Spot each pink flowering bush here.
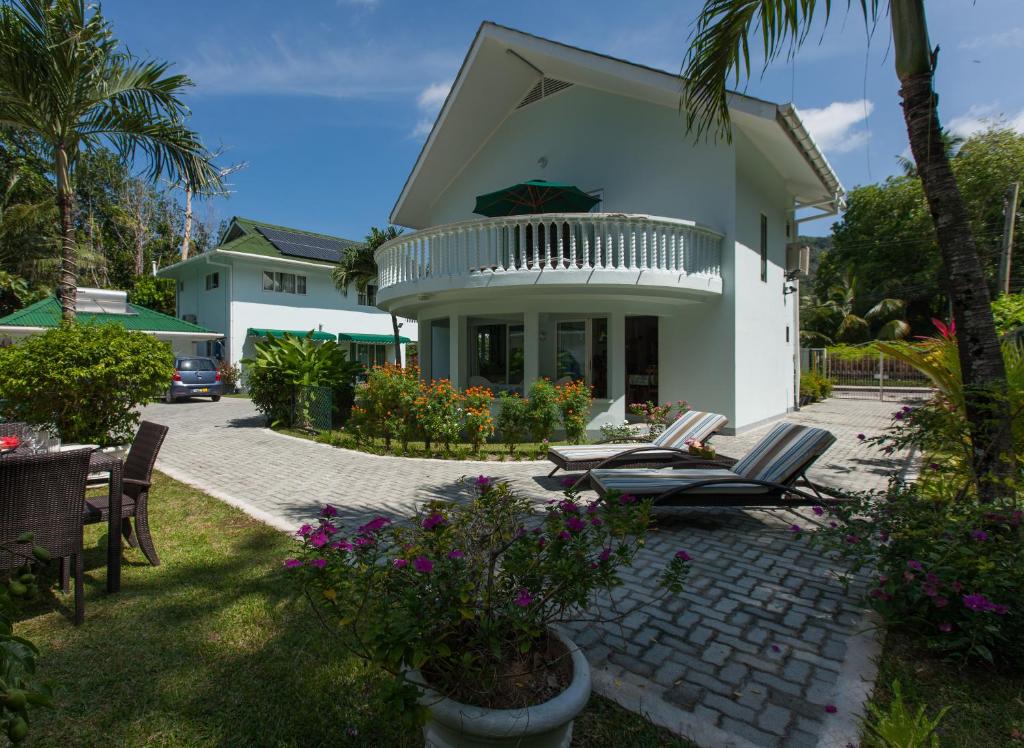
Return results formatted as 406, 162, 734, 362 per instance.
802, 482, 1023, 666
627, 400, 688, 439
286, 478, 690, 714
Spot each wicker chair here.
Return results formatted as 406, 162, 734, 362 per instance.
83, 421, 168, 566
0, 449, 93, 624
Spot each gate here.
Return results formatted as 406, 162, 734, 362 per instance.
803, 348, 933, 402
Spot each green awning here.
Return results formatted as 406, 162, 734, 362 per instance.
247, 328, 336, 341
338, 332, 411, 344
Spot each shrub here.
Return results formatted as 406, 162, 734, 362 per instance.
526, 379, 560, 442
627, 400, 688, 439
802, 484, 1024, 666
462, 386, 494, 453
287, 478, 690, 714
862, 680, 948, 748
799, 370, 834, 403
991, 292, 1024, 335
0, 322, 173, 445
217, 360, 241, 393
415, 379, 462, 452
555, 379, 592, 444
242, 333, 363, 430
356, 364, 420, 449
127, 275, 175, 316
599, 421, 637, 442
496, 392, 529, 454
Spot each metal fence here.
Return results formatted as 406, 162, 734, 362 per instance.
802, 348, 933, 402
294, 385, 333, 432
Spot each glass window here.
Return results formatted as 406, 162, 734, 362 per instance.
205, 272, 219, 290
556, 321, 587, 382
296, 275, 306, 294
262, 271, 274, 291
177, 358, 216, 371
354, 343, 386, 368
358, 285, 378, 306
760, 214, 768, 282
282, 273, 296, 294
590, 318, 608, 399
274, 272, 284, 292
474, 324, 507, 382
508, 325, 524, 385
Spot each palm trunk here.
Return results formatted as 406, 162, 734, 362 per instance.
892, 0, 1014, 496
391, 312, 402, 366
182, 187, 193, 261
55, 147, 77, 321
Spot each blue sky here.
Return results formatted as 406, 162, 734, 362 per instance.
102, 0, 1024, 239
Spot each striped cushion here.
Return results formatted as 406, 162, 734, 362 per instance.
731, 423, 836, 484
591, 467, 772, 496
549, 443, 654, 461
652, 411, 728, 448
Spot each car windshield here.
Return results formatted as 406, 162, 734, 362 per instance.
178, 359, 216, 371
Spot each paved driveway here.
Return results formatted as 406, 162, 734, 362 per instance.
142, 397, 912, 748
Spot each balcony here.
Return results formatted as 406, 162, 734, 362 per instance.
374, 213, 723, 310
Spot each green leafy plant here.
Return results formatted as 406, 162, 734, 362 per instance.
800, 370, 834, 404
1, 533, 56, 745
555, 379, 592, 444
495, 392, 529, 455
0, 271, 45, 318
526, 378, 560, 443
862, 680, 949, 748
0, 321, 173, 445
414, 379, 462, 453
216, 360, 241, 394
599, 421, 637, 442
992, 293, 1024, 336
461, 386, 494, 454
242, 333, 363, 430
287, 478, 690, 714
627, 400, 689, 439
126, 276, 175, 316
802, 484, 1023, 666
353, 364, 419, 450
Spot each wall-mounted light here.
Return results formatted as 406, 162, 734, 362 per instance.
783, 284, 798, 296
537, 156, 548, 169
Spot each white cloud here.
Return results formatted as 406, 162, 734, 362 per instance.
409, 79, 452, 138
799, 99, 875, 154
183, 34, 455, 100
948, 103, 1024, 138
959, 27, 1024, 50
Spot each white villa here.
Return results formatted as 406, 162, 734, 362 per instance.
159, 217, 417, 370
375, 23, 844, 434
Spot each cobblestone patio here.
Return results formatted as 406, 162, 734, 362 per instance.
143, 397, 913, 748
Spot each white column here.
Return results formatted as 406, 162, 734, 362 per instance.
607, 311, 626, 423
449, 314, 464, 389
523, 311, 540, 387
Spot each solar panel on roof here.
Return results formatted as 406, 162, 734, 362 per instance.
256, 226, 357, 263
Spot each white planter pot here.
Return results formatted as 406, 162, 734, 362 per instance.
411, 629, 591, 748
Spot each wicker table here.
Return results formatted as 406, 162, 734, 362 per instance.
87, 452, 123, 593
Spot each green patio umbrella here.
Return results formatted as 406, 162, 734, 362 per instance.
473, 179, 600, 217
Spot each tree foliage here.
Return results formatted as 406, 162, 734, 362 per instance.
817, 127, 1024, 334
0, 322, 174, 445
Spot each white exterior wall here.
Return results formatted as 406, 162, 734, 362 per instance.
164, 252, 418, 370
409, 83, 805, 431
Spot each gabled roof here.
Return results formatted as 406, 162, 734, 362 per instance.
390, 22, 845, 228
0, 296, 218, 335
216, 216, 360, 263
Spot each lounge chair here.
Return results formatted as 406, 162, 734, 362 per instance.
546, 410, 728, 476
588, 422, 837, 508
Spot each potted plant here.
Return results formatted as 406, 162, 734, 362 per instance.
287, 478, 690, 746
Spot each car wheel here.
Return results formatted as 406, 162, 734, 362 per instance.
211, 395, 221, 402
164, 392, 175, 404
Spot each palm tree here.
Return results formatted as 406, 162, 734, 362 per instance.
0, 0, 221, 320
333, 226, 405, 366
682, 0, 1013, 495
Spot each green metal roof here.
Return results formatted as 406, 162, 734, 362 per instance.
338, 332, 411, 344
216, 216, 359, 265
0, 296, 217, 334
247, 327, 336, 341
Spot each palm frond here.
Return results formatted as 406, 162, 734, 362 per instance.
682, 0, 882, 140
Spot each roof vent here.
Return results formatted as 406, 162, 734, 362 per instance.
76, 287, 131, 315
517, 77, 573, 109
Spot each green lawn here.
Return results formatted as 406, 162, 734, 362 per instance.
14, 473, 692, 747
869, 631, 1024, 747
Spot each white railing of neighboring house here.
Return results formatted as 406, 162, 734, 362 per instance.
375, 213, 723, 291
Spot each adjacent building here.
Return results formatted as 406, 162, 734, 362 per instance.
374, 22, 844, 433
158, 217, 416, 369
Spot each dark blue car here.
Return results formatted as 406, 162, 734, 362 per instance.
164, 356, 223, 403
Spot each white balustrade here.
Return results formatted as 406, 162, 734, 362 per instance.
375, 213, 722, 293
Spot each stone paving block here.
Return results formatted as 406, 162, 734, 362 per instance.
720, 717, 781, 747
145, 396, 911, 748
